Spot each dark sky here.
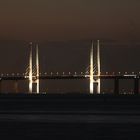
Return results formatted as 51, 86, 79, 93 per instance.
0, 0, 140, 41
0, 0, 140, 93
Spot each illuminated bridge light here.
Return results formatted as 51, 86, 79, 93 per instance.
112, 72, 115, 75
17, 73, 19, 76
132, 72, 135, 74
125, 72, 127, 74
63, 72, 65, 75
44, 72, 47, 75
69, 72, 71, 75
81, 72, 83, 75
118, 72, 121, 74
74, 72, 77, 75
105, 72, 108, 75
51, 72, 53, 75
56, 72, 59, 75
7, 74, 9, 76
85, 74, 89, 78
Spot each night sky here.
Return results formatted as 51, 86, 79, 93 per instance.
0, 0, 140, 93
0, 0, 140, 41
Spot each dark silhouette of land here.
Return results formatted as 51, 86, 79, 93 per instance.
0, 93, 140, 139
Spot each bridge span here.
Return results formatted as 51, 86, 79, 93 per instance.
0, 40, 139, 94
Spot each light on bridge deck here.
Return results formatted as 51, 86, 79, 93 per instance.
132, 72, 135, 74
105, 72, 108, 75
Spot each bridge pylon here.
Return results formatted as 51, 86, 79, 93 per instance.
29, 42, 33, 93
28, 43, 40, 93
90, 40, 101, 94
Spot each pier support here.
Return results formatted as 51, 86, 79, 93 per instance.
134, 78, 139, 94
114, 79, 119, 94
14, 80, 18, 93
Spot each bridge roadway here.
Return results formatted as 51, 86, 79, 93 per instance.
0, 94, 140, 139
0, 74, 139, 80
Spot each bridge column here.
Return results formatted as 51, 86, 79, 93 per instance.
29, 42, 33, 93
89, 40, 101, 94
36, 44, 40, 93
90, 40, 94, 94
114, 78, 119, 94
14, 80, 18, 93
97, 40, 101, 94
134, 78, 139, 94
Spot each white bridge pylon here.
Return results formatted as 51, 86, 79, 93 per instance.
29, 43, 40, 93
90, 40, 101, 94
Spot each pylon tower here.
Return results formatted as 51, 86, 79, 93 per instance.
29, 42, 33, 93
90, 40, 101, 94
29, 43, 40, 93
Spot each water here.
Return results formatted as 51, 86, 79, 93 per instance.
0, 93, 140, 139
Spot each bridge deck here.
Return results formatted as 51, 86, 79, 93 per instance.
0, 75, 139, 80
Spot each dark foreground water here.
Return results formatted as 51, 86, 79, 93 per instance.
0, 93, 140, 139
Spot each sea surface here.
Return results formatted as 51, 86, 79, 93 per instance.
0, 93, 140, 139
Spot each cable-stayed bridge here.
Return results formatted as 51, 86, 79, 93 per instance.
0, 40, 139, 94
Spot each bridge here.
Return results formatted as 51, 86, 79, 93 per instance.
0, 41, 139, 94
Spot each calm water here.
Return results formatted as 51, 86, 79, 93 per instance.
0, 94, 140, 139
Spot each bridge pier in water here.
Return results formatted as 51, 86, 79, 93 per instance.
134, 78, 139, 94
14, 80, 18, 93
113, 78, 139, 95
114, 79, 119, 94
